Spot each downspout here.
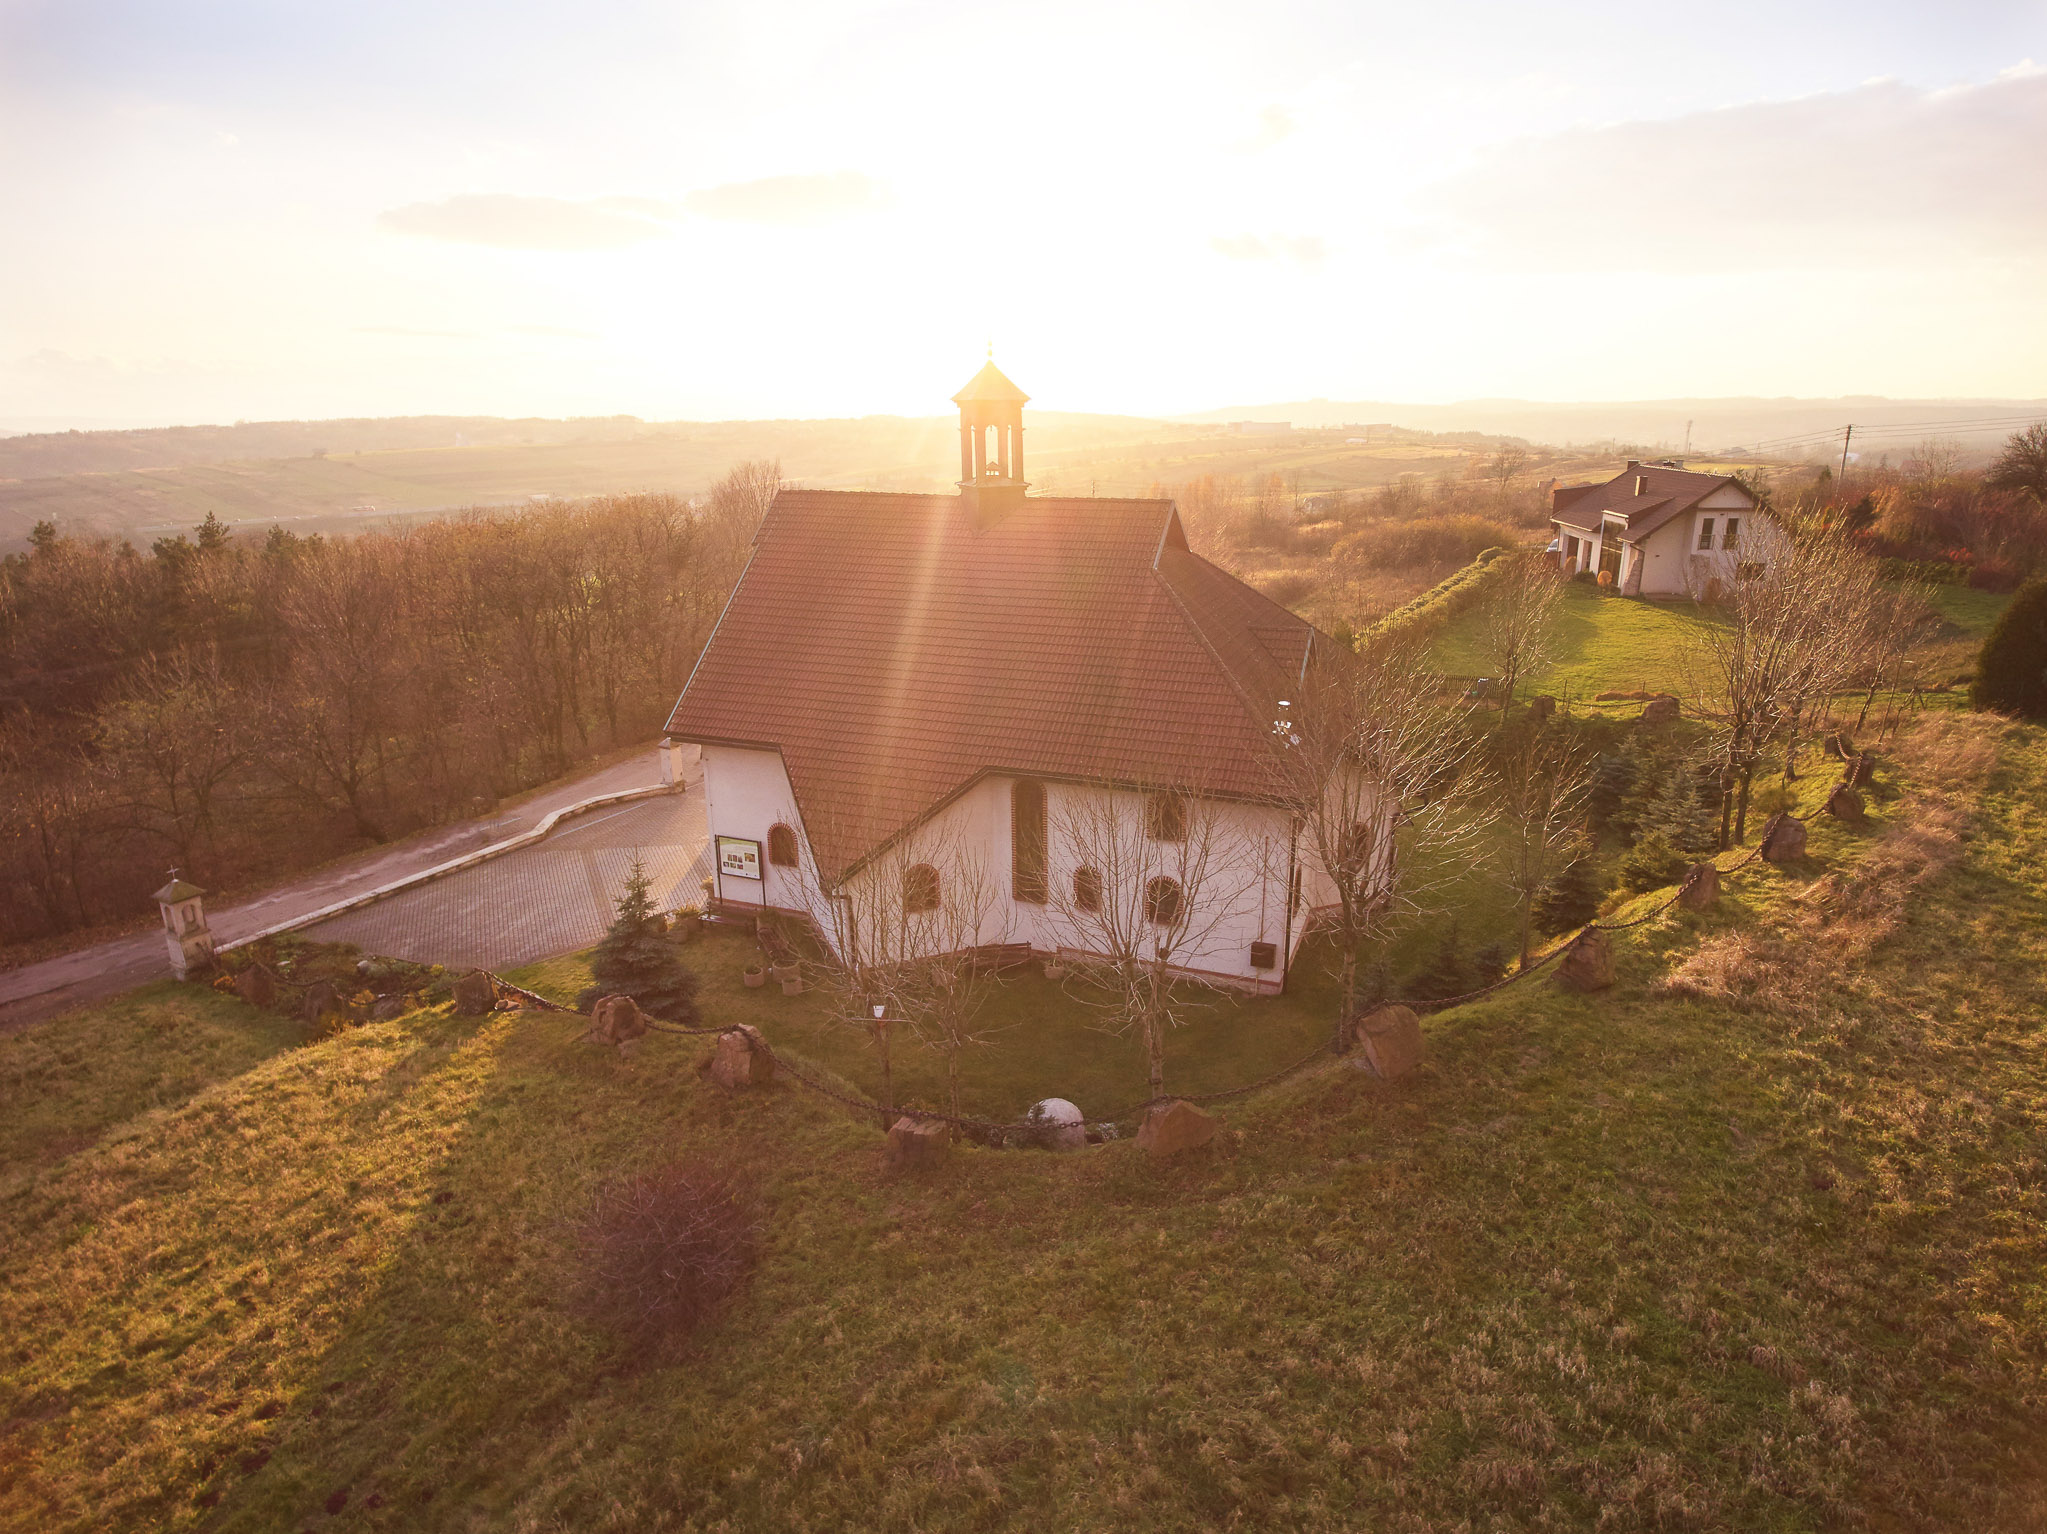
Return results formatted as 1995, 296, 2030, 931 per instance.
1279, 818, 1299, 993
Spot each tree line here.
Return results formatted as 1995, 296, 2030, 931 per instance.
0, 464, 780, 945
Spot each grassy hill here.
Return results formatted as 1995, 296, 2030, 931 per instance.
3, 717, 2043, 1531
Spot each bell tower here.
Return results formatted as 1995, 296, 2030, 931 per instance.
953, 351, 1028, 525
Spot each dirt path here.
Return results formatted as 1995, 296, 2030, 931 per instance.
0, 746, 701, 1030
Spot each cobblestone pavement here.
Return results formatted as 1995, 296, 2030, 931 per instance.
300, 791, 710, 971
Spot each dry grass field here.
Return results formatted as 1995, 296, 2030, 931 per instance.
3, 715, 2043, 1531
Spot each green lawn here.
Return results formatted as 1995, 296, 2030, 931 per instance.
1434, 580, 2007, 712
510, 932, 1348, 1125
1433, 583, 1720, 711
0, 983, 301, 1192
4, 720, 2044, 1531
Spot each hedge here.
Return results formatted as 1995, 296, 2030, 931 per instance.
1360, 546, 1515, 649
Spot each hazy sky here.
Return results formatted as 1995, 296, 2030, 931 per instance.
3, 0, 2045, 426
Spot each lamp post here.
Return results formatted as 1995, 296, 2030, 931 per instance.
870, 1001, 894, 1130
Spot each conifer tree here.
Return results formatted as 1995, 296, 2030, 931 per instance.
584, 855, 701, 1023
1972, 579, 2047, 720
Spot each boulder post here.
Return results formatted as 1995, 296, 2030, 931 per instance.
1825, 784, 1866, 822
709, 1025, 775, 1089
1025, 1098, 1086, 1150
1556, 927, 1616, 992
234, 963, 278, 1009
887, 1116, 950, 1169
583, 994, 649, 1052
1761, 813, 1808, 862
1354, 1004, 1425, 1080
1639, 694, 1680, 724
1678, 862, 1719, 912
452, 969, 497, 1015
1136, 1099, 1217, 1156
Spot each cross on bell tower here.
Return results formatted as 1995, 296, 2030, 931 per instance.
953, 349, 1028, 526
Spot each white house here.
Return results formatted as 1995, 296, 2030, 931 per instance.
663, 360, 1360, 993
1550, 460, 1779, 597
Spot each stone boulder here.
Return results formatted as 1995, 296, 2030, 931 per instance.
886, 1116, 950, 1169
584, 993, 648, 1048
1824, 730, 1856, 760
709, 1026, 775, 1089
1556, 928, 1616, 992
301, 981, 340, 1026
1825, 784, 1866, 823
1528, 694, 1557, 722
1678, 862, 1720, 912
1136, 1099, 1217, 1156
1354, 1004, 1425, 1081
452, 969, 496, 1016
1639, 693, 1680, 724
1761, 813, 1808, 862
235, 964, 278, 1009
1025, 1097, 1087, 1151
371, 993, 410, 1022
1849, 752, 1878, 787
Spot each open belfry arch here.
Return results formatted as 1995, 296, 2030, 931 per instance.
665, 357, 1374, 993
953, 351, 1029, 524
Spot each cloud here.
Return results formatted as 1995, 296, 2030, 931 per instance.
682, 171, 888, 224
377, 194, 674, 250
1418, 69, 2047, 272
1210, 233, 1326, 270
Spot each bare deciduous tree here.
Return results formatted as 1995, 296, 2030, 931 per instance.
1478, 552, 1564, 709
1267, 636, 1492, 1046
1685, 523, 1895, 843
1046, 781, 1260, 1102
1494, 719, 1596, 969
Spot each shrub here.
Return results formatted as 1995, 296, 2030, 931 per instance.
1333, 514, 1517, 571
1257, 571, 1320, 608
572, 1161, 761, 1361
1971, 578, 2047, 720
1750, 784, 1797, 817
1618, 833, 1687, 893
1534, 845, 1605, 933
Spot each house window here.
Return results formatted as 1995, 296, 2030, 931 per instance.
767, 823, 799, 868
1145, 792, 1187, 842
1722, 517, 1741, 551
1073, 865, 1103, 913
1011, 778, 1047, 903
1249, 940, 1277, 970
1697, 518, 1715, 551
1145, 875, 1183, 926
903, 863, 940, 914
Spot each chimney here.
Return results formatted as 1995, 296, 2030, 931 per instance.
1634, 475, 1646, 496
1624, 460, 1641, 472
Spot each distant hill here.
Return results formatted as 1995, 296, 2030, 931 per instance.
1177, 396, 2047, 458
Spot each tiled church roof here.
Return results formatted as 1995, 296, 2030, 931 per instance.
665, 490, 1327, 881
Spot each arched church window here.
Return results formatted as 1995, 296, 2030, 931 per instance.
904, 863, 940, 915
767, 824, 799, 868
1012, 779, 1047, 903
1073, 865, 1103, 913
1145, 876, 1183, 927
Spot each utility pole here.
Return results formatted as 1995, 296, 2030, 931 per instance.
1838, 424, 1854, 483
1683, 419, 1693, 457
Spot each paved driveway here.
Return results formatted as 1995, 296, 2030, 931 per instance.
300, 792, 710, 971
0, 746, 701, 1028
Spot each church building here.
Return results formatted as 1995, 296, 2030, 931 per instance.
664, 360, 1358, 992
